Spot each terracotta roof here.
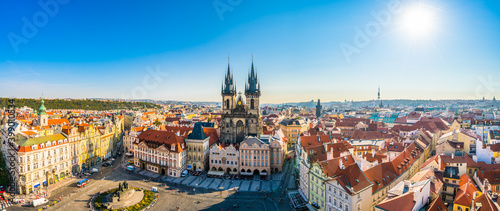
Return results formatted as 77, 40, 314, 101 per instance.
137, 130, 186, 153
426, 196, 446, 211
390, 125, 420, 133
318, 155, 355, 177
474, 193, 499, 211
47, 118, 69, 126
375, 192, 416, 211
386, 142, 406, 152
333, 163, 373, 195
300, 134, 331, 148
325, 142, 350, 158
420, 154, 441, 170
351, 130, 387, 140
454, 174, 479, 207
477, 169, 500, 185
305, 145, 328, 164
364, 163, 398, 193
394, 116, 407, 124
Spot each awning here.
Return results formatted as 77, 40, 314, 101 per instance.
240, 172, 252, 175
207, 170, 224, 176
34, 183, 40, 188
187, 165, 192, 170
229, 171, 238, 175
43, 181, 48, 185
125, 152, 133, 156
196, 168, 203, 172
260, 172, 268, 175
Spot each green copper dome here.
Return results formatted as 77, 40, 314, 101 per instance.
38, 98, 47, 115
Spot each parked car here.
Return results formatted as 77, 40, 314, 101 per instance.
102, 162, 110, 167
181, 170, 188, 177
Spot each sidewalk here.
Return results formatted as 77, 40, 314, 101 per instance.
46, 176, 78, 197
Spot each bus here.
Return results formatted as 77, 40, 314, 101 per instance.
77, 178, 89, 187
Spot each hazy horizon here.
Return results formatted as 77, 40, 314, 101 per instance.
2, 0, 499, 103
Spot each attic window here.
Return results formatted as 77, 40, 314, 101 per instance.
355, 179, 359, 183
383, 178, 385, 181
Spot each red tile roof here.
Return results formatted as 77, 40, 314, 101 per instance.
300, 135, 331, 148
454, 174, 479, 207
333, 163, 373, 195
426, 196, 446, 211
137, 130, 186, 153
474, 193, 499, 211
375, 192, 416, 211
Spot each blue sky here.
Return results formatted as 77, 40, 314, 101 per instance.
1, 0, 499, 103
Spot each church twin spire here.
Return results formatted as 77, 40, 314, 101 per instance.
222, 56, 260, 96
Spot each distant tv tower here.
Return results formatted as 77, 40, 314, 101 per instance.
378, 86, 383, 108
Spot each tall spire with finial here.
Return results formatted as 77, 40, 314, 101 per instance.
245, 55, 260, 96
222, 57, 235, 95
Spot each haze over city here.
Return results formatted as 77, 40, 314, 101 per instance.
1, 0, 500, 103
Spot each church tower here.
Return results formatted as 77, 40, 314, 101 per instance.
245, 58, 262, 137
245, 59, 260, 115
220, 57, 263, 144
316, 99, 322, 118
221, 62, 236, 114
38, 95, 48, 127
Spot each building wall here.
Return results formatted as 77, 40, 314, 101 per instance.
239, 144, 270, 175
309, 163, 326, 211
186, 137, 210, 171
209, 144, 239, 173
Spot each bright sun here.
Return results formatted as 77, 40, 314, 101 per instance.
401, 4, 436, 37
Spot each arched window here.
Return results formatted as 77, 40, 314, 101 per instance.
251, 99, 255, 109
226, 99, 230, 109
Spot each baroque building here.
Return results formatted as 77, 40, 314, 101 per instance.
220, 60, 262, 144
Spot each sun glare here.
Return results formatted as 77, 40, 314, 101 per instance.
401, 4, 436, 38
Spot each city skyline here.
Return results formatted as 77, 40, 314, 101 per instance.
1, 0, 500, 103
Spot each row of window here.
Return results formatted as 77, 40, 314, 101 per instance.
241, 161, 268, 167
210, 160, 238, 165
242, 155, 268, 159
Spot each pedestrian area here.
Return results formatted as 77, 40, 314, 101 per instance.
128, 164, 285, 193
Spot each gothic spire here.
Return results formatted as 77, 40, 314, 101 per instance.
222, 60, 235, 95
245, 56, 260, 96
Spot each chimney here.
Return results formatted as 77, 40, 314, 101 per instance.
451, 153, 454, 159
339, 159, 345, 170
372, 148, 375, 158
403, 180, 410, 194
484, 179, 490, 193
473, 191, 477, 200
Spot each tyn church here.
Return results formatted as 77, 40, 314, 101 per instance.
220, 60, 262, 144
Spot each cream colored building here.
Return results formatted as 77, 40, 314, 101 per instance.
5, 133, 71, 194
239, 136, 270, 176
209, 143, 240, 175
134, 130, 187, 177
